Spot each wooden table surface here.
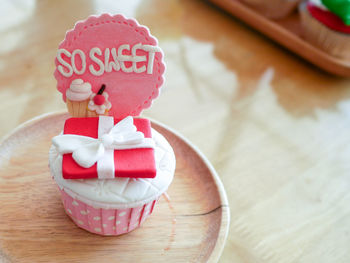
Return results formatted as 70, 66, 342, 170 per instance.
1, 0, 350, 262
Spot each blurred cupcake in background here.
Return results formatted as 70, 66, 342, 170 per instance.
241, 0, 302, 19
299, 0, 350, 60
66, 79, 92, 117
87, 84, 112, 117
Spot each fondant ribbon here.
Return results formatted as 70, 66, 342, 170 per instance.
52, 116, 155, 179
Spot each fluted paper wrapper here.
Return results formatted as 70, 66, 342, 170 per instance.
60, 188, 158, 236
66, 99, 89, 117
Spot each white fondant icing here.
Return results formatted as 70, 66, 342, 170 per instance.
118, 44, 134, 73
57, 49, 73, 77
97, 116, 115, 179
104, 48, 120, 72
49, 129, 175, 209
89, 47, 104, 76
66, 79, 92, 101
71, 49, 86, 75
132, 43, 147, 73
142, 45, 161, 74
56, 44, 161, 77
70, 79, 91, 92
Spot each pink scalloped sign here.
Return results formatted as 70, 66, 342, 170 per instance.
54, 14, 165, 118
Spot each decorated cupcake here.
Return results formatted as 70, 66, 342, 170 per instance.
241, 0, 302, 19
49, 118, 175, 235
87, 84, 112, 117
66, 79, 92, 117
50, 14, 171, 236
299, 0, 350, 60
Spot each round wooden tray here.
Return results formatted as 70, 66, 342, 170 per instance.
0, 112, 229, 263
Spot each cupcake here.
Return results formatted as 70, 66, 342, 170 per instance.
299, 0, 350, 60
87, 84, 112, 117
49, 126, 175, 236
241, 0, 302, 19
66, 79, 92, 117
52, 14, 168, 236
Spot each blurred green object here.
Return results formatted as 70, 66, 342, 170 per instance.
321, 0, 350, 25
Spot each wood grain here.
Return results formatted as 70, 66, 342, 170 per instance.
0, 112, 229, 263
209, 0, 350, 77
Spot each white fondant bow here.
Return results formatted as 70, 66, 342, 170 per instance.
52, 116, 155, 169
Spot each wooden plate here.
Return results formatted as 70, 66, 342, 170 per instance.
0, 112, 229, 263
209, 0, 350, 77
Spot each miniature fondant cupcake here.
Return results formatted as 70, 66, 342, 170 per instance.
299, 0, 350, 60
66, 79, 92, 117
51, 14, 168, 236
87, 84, 112, 117
241, 0, 302, 19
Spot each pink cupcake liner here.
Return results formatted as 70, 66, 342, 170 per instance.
59, 188, 157, 236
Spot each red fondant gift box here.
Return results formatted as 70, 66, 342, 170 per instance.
59, 116, 156, 180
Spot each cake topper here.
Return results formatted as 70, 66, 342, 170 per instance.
54, 14, 165, 118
